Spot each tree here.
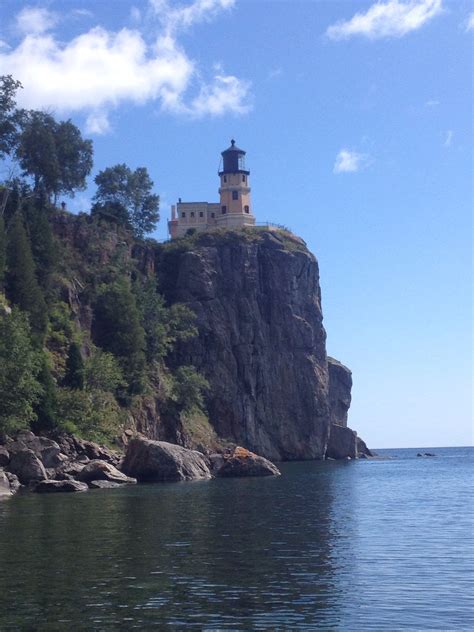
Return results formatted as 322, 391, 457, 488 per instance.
93, 279, 146, 394
0, 75, 24, 159
16, 111, 93, 200
23, 195, 57, 290
171, 366, 209, 414
63, 342, 85, 390
32, 355, 58, 433
6, 211, 48, 339
0, 214, 5, 289
92, 164, 159, 237
84, 349, 125, 393
0, 308, 41, 438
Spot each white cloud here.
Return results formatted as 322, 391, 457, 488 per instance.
16, 7, 58, 35
425, 99, 439, 107
465, 13, 474, 31
334, 149, 370, 173
130, 6, 142, 23
0, 0, 249, 133
326, 0, 443, 40
72, 9, 94, 19
444, 130, 453, 147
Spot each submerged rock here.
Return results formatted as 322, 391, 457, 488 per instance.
88, 480, 125, 489
215, 447, 281, 477
122, 437, 212, 482
33, 479, 88, 493
77, 460, 136, 486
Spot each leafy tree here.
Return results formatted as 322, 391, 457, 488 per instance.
171, 366, 209, 414
93, 278, 146, 394
92, 164, 159, 237
84, 349, 125, 393
23, 195, 58, 290
56, 388, 123, 442
6, 211, 48, 339
0, 75, 24, 159
16, 111, 93, 200
0, 308, 41, 438
63, 342, 85, 390
137, 279, 197, 362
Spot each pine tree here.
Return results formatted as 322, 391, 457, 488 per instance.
63, 342, 85, 390
0, 214, 5, 289
23, 195, 57, 290
6, 211, 48, 339
32, 355, 58, 433
93, 278, 146, 394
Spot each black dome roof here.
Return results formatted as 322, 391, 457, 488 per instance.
222, 139, 245, 154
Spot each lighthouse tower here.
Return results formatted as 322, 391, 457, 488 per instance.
217, 139, 255, 229
168, 139, 256, 239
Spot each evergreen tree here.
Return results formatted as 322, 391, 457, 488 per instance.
6, 211, 48, 339
32, 355, 58, 433
0, 308, 41, 438
63, 342, 85, 390
0, 214, 5, 289
93, 278, 146, 394
23, 195, 57, 290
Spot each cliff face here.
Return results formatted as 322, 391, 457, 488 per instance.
327, 357, 352, 427
160, 230, 331, 460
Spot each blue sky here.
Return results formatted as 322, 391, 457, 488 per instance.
0, 0, 472, 448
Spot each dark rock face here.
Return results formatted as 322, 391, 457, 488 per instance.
356, 436, 373, 457
162, 231, 330, 461
77, 460, 136, 486
0, 446, 10, 468
215, 447, 281, 477
122, 437, 212, 482
8, 449, 48, 484
326, 424, 358, 460
327, 357, 352, 428
33, 480, 88, 493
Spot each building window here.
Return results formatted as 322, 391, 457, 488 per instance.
211, 212, 215, 218
190, 211, 195, 218
244, 205, 249, 214
242, 175, 246, 183
232, 191, 238, 200
199, 211, 204, 218
181, 212, 186, 218
221, 205, 227, 214
223, 175, 227, 183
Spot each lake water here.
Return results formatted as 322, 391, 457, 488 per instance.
0, 447, 472, 630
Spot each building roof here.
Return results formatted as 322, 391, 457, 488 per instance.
222, 139, 246, 154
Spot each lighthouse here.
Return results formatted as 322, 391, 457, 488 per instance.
168, 140, 256, 239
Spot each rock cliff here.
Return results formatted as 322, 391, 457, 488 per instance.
159, 230, 332, 460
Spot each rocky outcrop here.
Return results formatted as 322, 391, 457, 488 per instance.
77, 460, 136, 486
161, 231, 330, 461
356, 436, 373, 457
326, 424, 358, 460
327, 357, 352, 428
215, 447, 281, 477
122, 437, 212, 482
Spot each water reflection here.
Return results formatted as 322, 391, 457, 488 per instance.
0, 461, 346, 629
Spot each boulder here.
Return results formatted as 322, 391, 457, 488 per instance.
0, 446, 10, 467
7, 434, 62, 468
8, 449, 48, 484
356, 436, 373, 458
326, 424, 357, 460
77, 460, 136, 485
0, 471, 12, 499
5, 472, 21, 494
215, 447, 281, 478
122, 437, 212, 482
33, 479, 88, 493
54, 461, 85, 480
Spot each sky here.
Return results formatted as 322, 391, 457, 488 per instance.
0, 0, 472, 448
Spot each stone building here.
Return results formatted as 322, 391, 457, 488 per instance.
168, 140, 256, 239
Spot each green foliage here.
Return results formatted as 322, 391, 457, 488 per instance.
180, 409, 220, 453
0, 214, 5, 288
171, 366, 209, 414
92, 163, 160, 237
0, 75, 24, 159
56, 388, 124, 443
33, 355, 58, 433
0, 308, 41, 437
84, 349, 125, 393
93, 278, 146, 394
16, 111, 93, 198
6, 211, 48, 339
63, 342, 85, 390
136, 279, 197, 362
23, 196, 58, 290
